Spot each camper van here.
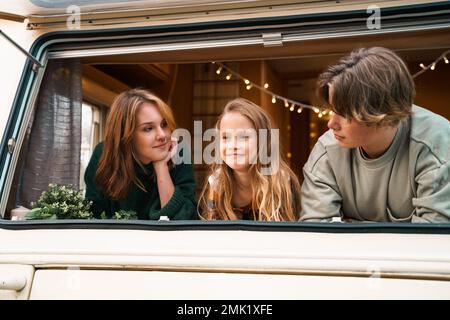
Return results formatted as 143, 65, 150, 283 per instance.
0, 0, 449, 300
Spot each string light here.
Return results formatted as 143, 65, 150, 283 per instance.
414, 49, 450, 78
212, 62, 326, 117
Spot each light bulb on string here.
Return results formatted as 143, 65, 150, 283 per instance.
211, 62, 325, 115
430, 63, 436, 71
419, 63, 426, 70
318, 113, 323, 118
444, 56, 449, 64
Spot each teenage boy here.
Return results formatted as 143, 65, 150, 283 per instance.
300, 47, 449, 222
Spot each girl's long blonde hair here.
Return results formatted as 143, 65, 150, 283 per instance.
95, 89, 176, 200
199, 98, 301, 221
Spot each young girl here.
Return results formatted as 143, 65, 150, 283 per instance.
199, 98, 301, 221
84, 89, 196, 220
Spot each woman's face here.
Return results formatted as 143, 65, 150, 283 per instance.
219, 112, 258, 172
133, 102, 171, 164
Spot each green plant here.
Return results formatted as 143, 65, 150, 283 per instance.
26, 183, 93, 220
101, 210, 138, 220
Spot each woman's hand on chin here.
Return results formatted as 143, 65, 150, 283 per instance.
153, 137, 178, 172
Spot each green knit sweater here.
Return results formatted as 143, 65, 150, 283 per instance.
84, 143, 197, 220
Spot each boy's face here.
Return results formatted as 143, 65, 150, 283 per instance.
327, 112, 379, 149
327, 83, 380, 150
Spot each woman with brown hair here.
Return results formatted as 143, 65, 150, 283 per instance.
84, 89, 196, 220
198, 98, 301, 221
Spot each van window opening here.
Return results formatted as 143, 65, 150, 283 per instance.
1, 5, 449, 223
5, 46, 449, 222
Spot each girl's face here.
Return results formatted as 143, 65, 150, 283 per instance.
133, 102, 171, 164
219, 112, 258, 172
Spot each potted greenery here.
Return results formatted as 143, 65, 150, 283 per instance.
25, 183, 139, 220
26, 183, 93, 220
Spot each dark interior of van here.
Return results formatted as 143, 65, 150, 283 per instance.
78, 28, 450, 194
